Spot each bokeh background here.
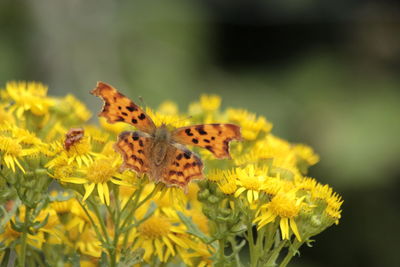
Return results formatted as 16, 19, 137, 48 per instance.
1, 0, 399, 266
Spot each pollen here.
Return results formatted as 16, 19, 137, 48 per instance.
138, 216, 171, 239
269, 192, 300, 218
86, 159, 116, 183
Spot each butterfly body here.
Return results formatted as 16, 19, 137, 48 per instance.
91, 82, 242, 190
151, 124, 171, 166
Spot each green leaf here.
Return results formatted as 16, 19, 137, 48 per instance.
177, 211, 212, 244
32, 213, 49, 230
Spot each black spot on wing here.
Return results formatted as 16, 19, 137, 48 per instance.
116, 116, 125, 122
192, 138, 199, 144
126, 105, 137, 112
132, 118, 138, 124
132, 133, 139, 141
185, 129, 194, 136
183, 151, 191, 159
138, 113, 146, 120
195, 126, 207, 135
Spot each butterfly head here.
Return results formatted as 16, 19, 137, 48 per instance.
154, 123, 171, 143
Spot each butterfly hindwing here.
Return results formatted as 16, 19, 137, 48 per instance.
91, 82, 156, 133
161, 144, 204, 189
114, 131, 151, 174
172, 124, 242, 159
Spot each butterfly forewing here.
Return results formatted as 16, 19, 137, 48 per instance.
91, 82, 156, 133
114, 131, 151, 174
172, 124, 242, 159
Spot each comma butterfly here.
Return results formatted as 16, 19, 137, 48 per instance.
91, 82, 242, 190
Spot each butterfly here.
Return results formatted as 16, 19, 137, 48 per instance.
91, 82, 242, 190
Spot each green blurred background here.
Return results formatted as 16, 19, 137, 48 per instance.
1, 0, 399, 266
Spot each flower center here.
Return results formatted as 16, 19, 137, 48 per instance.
66, 138, 91, 155
138, 216, 171, 239
86, 159, 115, 183
269, 193, 300, 218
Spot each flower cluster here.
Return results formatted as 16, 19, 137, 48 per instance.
0, 81, 342, 267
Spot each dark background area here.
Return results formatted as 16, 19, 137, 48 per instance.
1, 0, 399, 266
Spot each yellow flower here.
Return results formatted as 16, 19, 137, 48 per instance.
65, 201, 98, 233
99, 117, 129, 135
69, 226, 102, 257
158, 100, 179, 115
218, 178, 238, 195
292, 144, 320, 166
0, 206, 46, 249
0, 135, 31, 173
0, 104, 14, 124
0, 220, 45, 249
234, 165, 265, 203
254, 190, 303, 241
60, 157, 128, 206
207, 169, 225, 182
2, 81, 54, 118
50, 191, 78, 214
296, 177, 343, 224
227, 109, 272, 140
145, 107, 190, 128
131, 214, 191, 263
47, 137, 96, 168
200, 94, 221, 112
61, 94, 92, 122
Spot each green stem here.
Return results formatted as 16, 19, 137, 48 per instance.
247, 221, 258, 267
279, 240, 302, 267
110, 185, 121, 267
89, 201, 111, 243
19, 206, 31, 267
77, 200, 105, 243
218, 238, 226, 263
265, 240, 287, 266
120, 185, 157, 231
229, 237, 242, 267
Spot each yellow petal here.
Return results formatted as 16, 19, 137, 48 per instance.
76, 156, 82, 167
61, 177, 87, 184
162, 236, 175, 256
247, 190, 253, 203
142, 240, 154, 261
290, 218, 301, 241
97, 183, 104, 204
154, 239, 164, 262
103, 182, 110, 206
83, 183, 95, 201
234, 187, 246, 198
280, 218, 289, 240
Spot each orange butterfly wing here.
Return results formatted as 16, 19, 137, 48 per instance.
172, 124, 242, 159
162, 144, 204, 189
90, 82, 156, 133
114, 131, 151, 174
